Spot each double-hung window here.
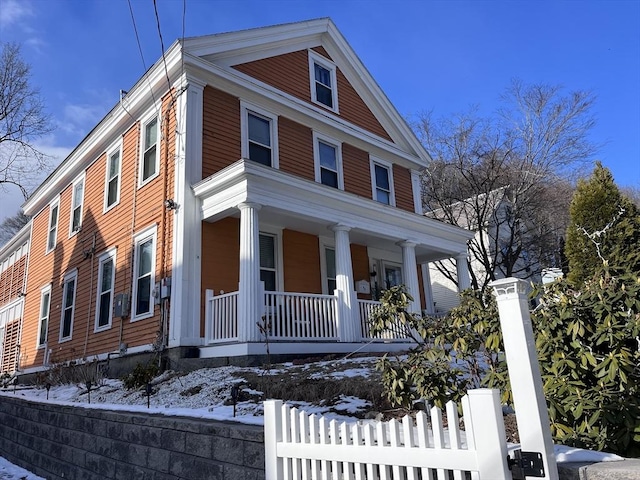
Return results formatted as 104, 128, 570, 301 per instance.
259, 233, 277, 292
104, 144, 121, 210
308, 51, 338, 112
313, 133, 343, 189
37, 286, 51, 347
60, 271, 77, 342
132, 227, 156, 320
370, 157, 395, 206
46, 199, 59, 253
324, 247, 337, 294
140, 115, 159, 185
95, 249, 116, 331
241, 102, 278, 168
69, 174, 84, 235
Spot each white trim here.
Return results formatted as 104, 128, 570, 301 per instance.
68, 172, 85, 237
36, 284, 51, 348
45, 197, 60, 254
240, 100, 279, 169
308, 49, 339, 113
319, 238, 336, 295
369, 156, 396, 206
313, 132, 344, 190
411, 169, 423, 215
103, 140, 122, 212
94, 248, 117, 332
59, 269, 78, 343
138, 108, 161, 188
131, 225, 157, 322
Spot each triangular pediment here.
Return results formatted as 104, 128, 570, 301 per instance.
182, 18, 430, 164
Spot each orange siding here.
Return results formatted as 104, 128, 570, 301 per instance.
393, 164, 414, 213
351, 244, 371, 300
1, 319, 20, 373
282, 230, 321, 294
20, 92, 176, 369
234, 49, 392, 141
200, 217, 240, 333
417, 263, 426, 311
202, 87, 241, 178
343, 143, 372, 199
0, 254, 28, 306
278, 117, 315, 181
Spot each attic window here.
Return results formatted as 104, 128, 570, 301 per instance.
308, 50, 338, 112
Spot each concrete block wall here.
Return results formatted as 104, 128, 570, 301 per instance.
0, 395, 265, 480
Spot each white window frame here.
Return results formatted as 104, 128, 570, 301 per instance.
258, 226, 284, 292
104, 142, 122, 212
46, 197, 60, 254
131, 225, 157, 321
319, 238, 337, 295
240, 101, 279, 169
95, 249, 117, 332
139, 110, 160, 187
313, 132, 344, 190
68, 173, 85, 237
37, 285, 51, 348
308, 50, 339, 113
370, 156, 396, 206
59, 270, 78, 342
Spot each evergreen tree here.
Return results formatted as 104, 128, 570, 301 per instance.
565, 162, 640, 286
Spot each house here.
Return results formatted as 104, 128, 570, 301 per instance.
0, 19, 473, 376
425, 187, 543, 313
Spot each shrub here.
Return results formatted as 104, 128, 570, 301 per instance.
122, 362, 159, 390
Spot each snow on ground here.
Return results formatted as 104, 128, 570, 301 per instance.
0, 355, 624, 466
0, 456, 45, 480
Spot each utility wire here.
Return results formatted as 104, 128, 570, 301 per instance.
153, 0, 178, 110
127, 0, 159, 117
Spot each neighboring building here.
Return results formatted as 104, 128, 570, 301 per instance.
425, 187, 543, 313
1, 19, 473, 375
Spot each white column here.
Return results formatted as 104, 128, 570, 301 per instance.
398, 241, 421, 314
491, 278, 558, 480
238, 202, 262, 343
169, 76, 205, 347
331, 224, 358, 342
456, 252, 471, 291
420, 263, 435, 314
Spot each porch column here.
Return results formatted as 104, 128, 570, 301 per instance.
331, 224, 359, 342
456, 252, 471, 292
238, 202, 262, 342
398, 241, 421, 314
420, 263, 436, 314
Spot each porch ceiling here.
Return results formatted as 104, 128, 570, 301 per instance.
192, 160, 474, 262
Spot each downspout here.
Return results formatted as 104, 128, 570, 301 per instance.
82, 233, 96, 359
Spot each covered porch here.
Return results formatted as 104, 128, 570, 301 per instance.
187, 160, 474, 357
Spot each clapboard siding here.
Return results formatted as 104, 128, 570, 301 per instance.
202, 86, 241, 178
343, 143, 371, 199
278, 117, 315, 181
393, 164, 414, 213
282, 230, 321, 294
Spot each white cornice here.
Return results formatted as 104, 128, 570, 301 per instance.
22, 43, 184, 217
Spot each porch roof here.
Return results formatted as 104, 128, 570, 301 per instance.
193, 160, 474, 263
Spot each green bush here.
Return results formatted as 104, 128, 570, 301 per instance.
122, 362, 159, 390
372, 276, 640, 456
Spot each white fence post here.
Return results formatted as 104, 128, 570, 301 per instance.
490, 278, 559, 480
204, 289, 213, 343
466, 389, 511, 479
264, 399, 284, 480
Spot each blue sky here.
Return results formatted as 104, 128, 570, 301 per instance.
1, 0, 638, 223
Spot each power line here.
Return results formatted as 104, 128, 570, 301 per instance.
153, 0, 178, 109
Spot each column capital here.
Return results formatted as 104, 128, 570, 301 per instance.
489, 278, 529, 298
456, 252, 468, 260
396, 240, 417, 249
238, 202, 262, 212
330, 223, 351, 233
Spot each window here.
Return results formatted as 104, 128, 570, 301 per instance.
370, 157, 395, 206
309, 51, 338, 111
46, 199, 59, 253
60, 271, 77, 342
313, 133, 343, 189
69, 175, 84, 235
325, 247, 336, 294
140, 115, 159, 184
104, 145, 121, 210
241, 102, 278, 168
132, 227, 156, 320
384, 263, 403, 289
259, 233, 277, 291
37, 286, 51, 347
95, 249, 116, 331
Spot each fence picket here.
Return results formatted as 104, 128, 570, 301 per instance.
376, 421, 390, 480
330, 420, 340, 480
353, 423, 366, 480
388, 419, 406, 480
300, 410, 311, 480
402, 415, 418, 480
341, 421, 354, 480
430, 406, 448, 480
310, 414, 321, 479
364, 424, 376, 479
320, 416, 330, 480
415, 411, 434, 480
446, 400, 464, 480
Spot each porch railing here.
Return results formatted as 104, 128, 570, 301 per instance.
358, 299, 412, 341
264, 291, 338, 340
205, 290, 239, 343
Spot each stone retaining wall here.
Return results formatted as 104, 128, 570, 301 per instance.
0, 394, 265, 480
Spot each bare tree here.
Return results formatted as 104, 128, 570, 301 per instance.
0, 210, 30, 247
1, 42, 52, 199
418, 80, 595, 291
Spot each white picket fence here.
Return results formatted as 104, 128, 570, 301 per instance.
264, 389, 511, 480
